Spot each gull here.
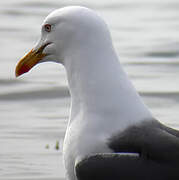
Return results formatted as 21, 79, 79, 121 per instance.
15, 6, 179, 180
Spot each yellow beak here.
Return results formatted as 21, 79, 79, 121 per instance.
15, 43, 50, 77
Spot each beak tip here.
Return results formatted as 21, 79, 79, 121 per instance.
15, 68, 19, 77
15, 72, 20, 78
15, 63, 30, 78
15, 44, 48, 78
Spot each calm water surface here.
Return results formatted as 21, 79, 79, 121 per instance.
1, 0, 179, 179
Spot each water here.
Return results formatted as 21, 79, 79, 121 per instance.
1, 0, 179, 179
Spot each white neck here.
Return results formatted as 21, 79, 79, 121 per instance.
64, 41, 152, 126
62, 30, 153, 180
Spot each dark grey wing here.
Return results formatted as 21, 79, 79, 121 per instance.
76, 120, 179, 180
161, 123, 179, 138
76, 153, 179, 180
108, 120, 179, 162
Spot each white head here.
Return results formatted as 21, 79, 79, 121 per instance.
15, 6, 113, 76
15, 7, 153, 180
15, 6, 152, 124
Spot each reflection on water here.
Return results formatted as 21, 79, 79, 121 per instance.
1, 0, 179, 179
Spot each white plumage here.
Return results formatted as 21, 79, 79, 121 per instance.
42, 7, 152, 179
16, 6, 179, 180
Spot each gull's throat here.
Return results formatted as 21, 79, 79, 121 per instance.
64, 45, 152, 128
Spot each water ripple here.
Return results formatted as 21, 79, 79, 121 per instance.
0, 87, 69, 101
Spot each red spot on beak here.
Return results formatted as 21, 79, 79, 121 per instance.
16, 64, 31, 77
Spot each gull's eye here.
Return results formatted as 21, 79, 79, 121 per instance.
44, 24, 51, 32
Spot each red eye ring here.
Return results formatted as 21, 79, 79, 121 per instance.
44, 24, 51, 32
